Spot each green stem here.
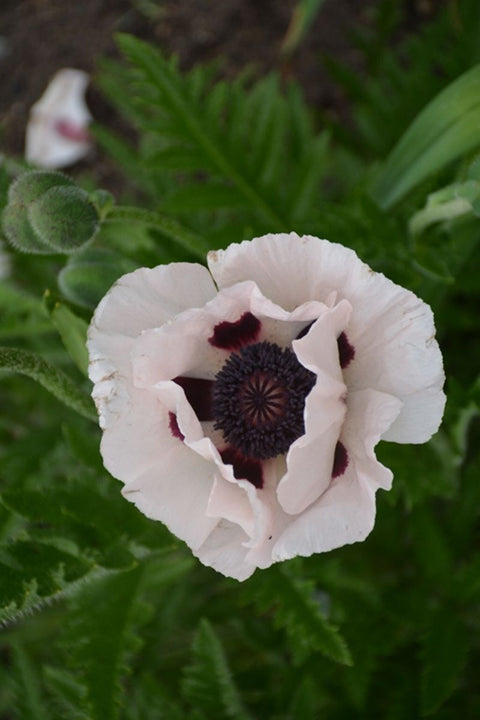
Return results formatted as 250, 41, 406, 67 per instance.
104, 206, 208, 260
0, 347, 97, 422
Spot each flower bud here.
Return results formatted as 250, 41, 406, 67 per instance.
2, 170, 100, 254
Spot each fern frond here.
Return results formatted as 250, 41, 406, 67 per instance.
243, 565, 352, 666
182, 619, 251, 720
97, 35, 330, 233
64, 565, 147, 720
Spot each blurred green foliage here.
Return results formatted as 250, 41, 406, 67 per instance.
0, 0, 479, 717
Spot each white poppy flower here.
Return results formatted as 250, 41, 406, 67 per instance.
25, 69, 92, 169
88, 234, 445, 581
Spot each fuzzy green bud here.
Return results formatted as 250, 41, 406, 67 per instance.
2, 170, 100, 254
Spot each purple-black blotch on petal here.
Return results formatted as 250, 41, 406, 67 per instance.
332, 441, 349, 478
208, 311, 261, 350
337, 331, 355, 369
173, 376, 213, 421
220, 447, 264, 488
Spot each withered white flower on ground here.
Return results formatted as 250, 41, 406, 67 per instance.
88, 234, 445, 580
25, 68, 92, 169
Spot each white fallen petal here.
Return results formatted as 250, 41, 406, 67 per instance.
26, 68, 93, 168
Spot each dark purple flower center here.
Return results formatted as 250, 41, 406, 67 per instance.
212, 341, 316, 460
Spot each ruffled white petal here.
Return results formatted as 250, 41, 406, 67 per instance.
277, 302, 350, 515
88, 263, 217, 426
209, 233, 445, 443
122, 444, 218, 552
130, 279, 332, 387
196, 521, 256, 581
273, 389, 402, 561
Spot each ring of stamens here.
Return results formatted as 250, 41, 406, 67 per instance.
212, 341, 316, 460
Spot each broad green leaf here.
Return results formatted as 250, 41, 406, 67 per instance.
58, 247, 136, 309
372, 65, 480, 208
0, 346, 96, 421
182, 619, 251, 720
44, 292, 89, 376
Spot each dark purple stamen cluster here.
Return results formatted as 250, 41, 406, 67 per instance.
212, 342, 316, 460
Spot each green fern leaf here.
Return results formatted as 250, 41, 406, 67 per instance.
115, 34, 285, 230
182, 619, 251, 720
65, 565, 146, 720
244, 565, 352, 666
10, 641, 51, 720
43, 665, 89, 720
0, 537, 96, 626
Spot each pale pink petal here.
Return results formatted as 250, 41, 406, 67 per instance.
380, 386, 446, 444
277, 383, 346, 514
206, 477, 255, 538
207, 233, 358, 310
344, 291, 445, 443
131, 280, 331, 387
196, 522, 257, 581
277, 302, 350, 514
122, 446, 218, 552
26, 69, 92, 169
98, 385, 176, 481
87, 263, 217, 423
273, 389, 402, 561
208, 233, 445, 444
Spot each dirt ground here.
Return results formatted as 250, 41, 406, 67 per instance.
0, 0, 445, 190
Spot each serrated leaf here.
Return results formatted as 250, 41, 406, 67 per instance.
0, 538, 96, 626
244, 565, 352, 666
421, 606, 469, 715
65, 566, 146, 720
182, 619, 251, 720
11, 641, 50, 720
43, 666, 89, 720
0, 346, 96, 422
114, 34, 286, 229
